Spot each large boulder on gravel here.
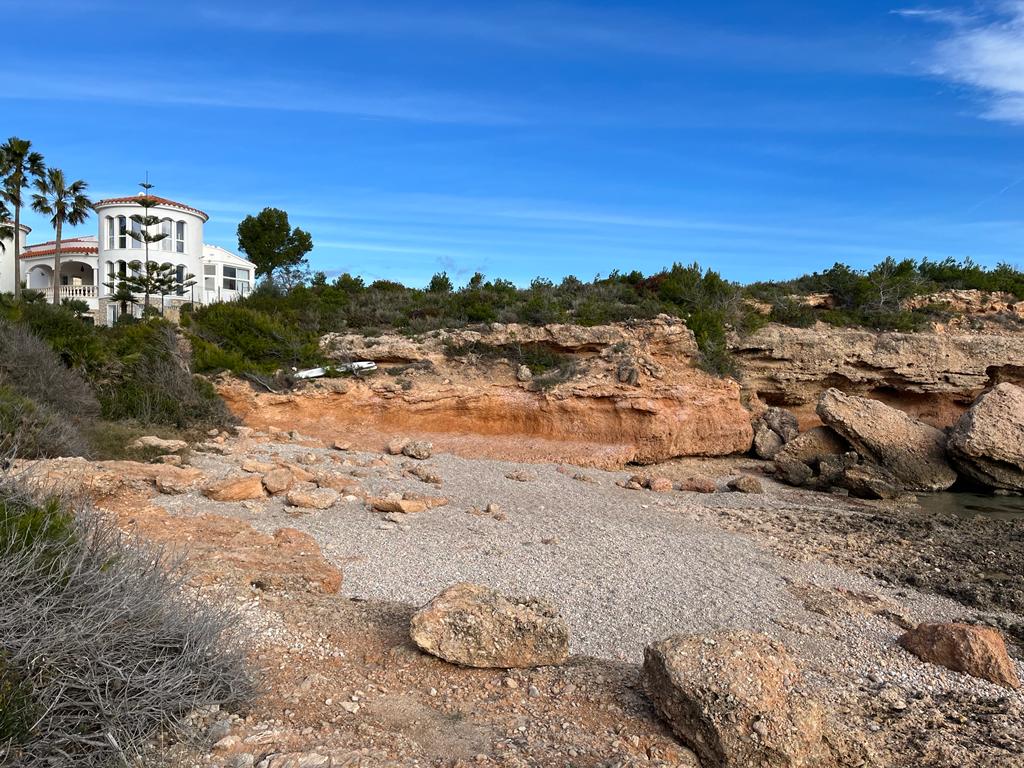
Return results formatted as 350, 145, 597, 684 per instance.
410, 582, 570, 668
947, 383, 1024, 492
899, 623, 1020, 690
285, 487, 339, 510
642, 632, 828, 768
203, 474, 266, 502
776, 426, 848, 468
402, 440, 433, 460
753, 422, 784, 459
130, 435, 188, 453
817, 389, 956, 492
751, 407, 799, 459
763, 407, 800, 442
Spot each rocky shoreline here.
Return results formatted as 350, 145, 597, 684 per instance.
21, 419, 1023, 767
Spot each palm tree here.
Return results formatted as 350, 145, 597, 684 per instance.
0, 137, 46, 299
31, 168, 93, 305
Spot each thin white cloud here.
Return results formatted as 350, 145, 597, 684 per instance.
0, 69, 523, 125
902, 2, 1024, 123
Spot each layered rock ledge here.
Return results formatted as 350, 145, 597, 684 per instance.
219, 317, 754, 466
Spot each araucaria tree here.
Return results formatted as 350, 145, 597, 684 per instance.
107, 260, 193, 317
124, 180, 170, 310
31, 169, 93, 305
0, 137, 46, 298
236, 207, 313, 281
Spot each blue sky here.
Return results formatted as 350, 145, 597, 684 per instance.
4, 1, 1024, 286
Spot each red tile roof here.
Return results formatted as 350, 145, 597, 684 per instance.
20, 244, 99, 259
94, 194, 209, 221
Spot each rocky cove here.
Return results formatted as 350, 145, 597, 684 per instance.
17, 298, 1024, 768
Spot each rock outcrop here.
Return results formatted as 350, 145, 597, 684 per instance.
410, 583, 570, 668
899, 623, 1020, 690
947, 383, 1024, 492
817, 389, 957, 492
642, 632, 828, 768
734, 322, 1024, 428
220, 317, 754, 467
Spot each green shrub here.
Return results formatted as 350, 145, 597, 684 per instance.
190, 336, 252, 374
0, 652, 37, 751
189, 302, 319, 372
98, 323, 230, 429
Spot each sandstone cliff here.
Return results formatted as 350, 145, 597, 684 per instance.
734, 322, 1024, 428
219, 316, 753, 467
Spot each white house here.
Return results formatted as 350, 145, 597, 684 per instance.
2, 193, 255, 325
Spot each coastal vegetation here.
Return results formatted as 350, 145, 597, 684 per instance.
185, 255, 1024, 377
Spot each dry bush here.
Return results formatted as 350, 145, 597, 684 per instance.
0, 320, 99, 420
0, 471, 252, 766
0, 386, 90, 458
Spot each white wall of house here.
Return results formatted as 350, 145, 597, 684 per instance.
95, 197, 206, 300
201, 244, 254, 304
0, 223, 32, 294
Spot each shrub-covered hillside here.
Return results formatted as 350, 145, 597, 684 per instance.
185, 257, 1024, 378
0, 297, 231, 459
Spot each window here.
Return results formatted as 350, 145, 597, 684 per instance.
175, 221, 185, 253
161, 219, 172, 252
116, 216, 127, 249
130, 218, 142, 249
106, 217, 114, 249
175, 264, 186, 295
222, 265, 250, 293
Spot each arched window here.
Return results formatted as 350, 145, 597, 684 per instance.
116, 216, 127, 249
161, 219, 172, 252
106, 217, 114, 249
130, 218, 142, 249
175, 221, 186, 253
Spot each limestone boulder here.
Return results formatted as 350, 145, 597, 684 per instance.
763, 407, 800, 442
817, 389, 956, 492
203, 474, 266, 502
727, 475, 763, 494
752, 422, 784, 460
947, 383, 1024, 492
899, 622, 1020, 690
775, 427, 848, 469
774, 455, 814, 487
678, 475, 717, 493
285, 487, 339, 510
410, 582, 570, 668
130, 435, 188, 453
262, 468, 294, 495
642, 632, 828, 768
402, 440, 433, 460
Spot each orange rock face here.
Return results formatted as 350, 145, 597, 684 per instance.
219, 317, 753, 467
899, 623, 1021, 690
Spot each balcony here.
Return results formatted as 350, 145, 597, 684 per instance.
41, 285, 99, 300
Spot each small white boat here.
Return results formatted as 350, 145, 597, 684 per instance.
293, 362, 378, 379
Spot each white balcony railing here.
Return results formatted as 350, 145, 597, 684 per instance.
40, 285, 99, 300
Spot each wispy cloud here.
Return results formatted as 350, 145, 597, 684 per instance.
193, 2, 903, 74
900, 2, 1024, 123
0, 68, 523, 125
